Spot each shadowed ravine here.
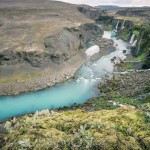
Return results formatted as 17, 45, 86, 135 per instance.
0, 31, 130, 120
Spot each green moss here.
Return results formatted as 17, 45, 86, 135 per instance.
135, 53, 146, 61
119, 30, 129, 41
94, 99, 119, 110
96, 22, 112, 31
1, 107, 150, 149
133, 30, 140, 37
120, 62, 134, 69
111, 93, 149, 107
144, 95, 150, 102
103, 24, 112, 31
114, 16, 145, 25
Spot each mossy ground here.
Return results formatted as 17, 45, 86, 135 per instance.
119, 62, 134, 69
135, 53, 146, 61
1, 106, 150, 150
119, 30, 129, 42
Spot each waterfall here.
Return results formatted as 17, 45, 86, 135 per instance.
131, 40, 137, 47
130, 34, 135, 44
121, 20, 126, 29
116, 20, 119, 30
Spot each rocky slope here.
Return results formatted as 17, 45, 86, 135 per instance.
99, 70, 150, 97
0, 0, 107, 95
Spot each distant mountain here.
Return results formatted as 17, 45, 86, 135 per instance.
95, 5, 128, 11
95, 5, 150, 11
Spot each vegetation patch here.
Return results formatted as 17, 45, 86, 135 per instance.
119, 62, 134, 69
0, 107, 149, 150
119, 30, 129, 41
133, 30, 140, 37
135, 53, 146, 61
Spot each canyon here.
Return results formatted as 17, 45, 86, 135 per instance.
0, 1, 150, 149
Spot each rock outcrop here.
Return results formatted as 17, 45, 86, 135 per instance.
0, 24, 103, 67
78, 6, 113, 24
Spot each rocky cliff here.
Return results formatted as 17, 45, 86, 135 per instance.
115, 20, 150, 69
88, 6, 150, 70
0, 0, 104, 95
0, 24, 103, 67
78, 6, 114, 25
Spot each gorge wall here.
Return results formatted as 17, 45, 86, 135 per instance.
0, 24, 103, 67
78, 6, 150, 69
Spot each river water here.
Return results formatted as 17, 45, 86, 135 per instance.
0, 31, 130, 121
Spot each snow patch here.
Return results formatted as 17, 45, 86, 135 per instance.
85, 45, 100, 57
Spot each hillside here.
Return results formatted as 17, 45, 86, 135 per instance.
0, 0, 105, 95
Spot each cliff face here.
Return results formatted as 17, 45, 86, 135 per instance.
115, 8, 150, 69
0, 0, 104, 95
78, 6, 113, 24
0, 24, 103, 67
0, 1, 92, 67
116, 20, 150, 69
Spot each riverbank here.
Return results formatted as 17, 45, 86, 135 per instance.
0, 53, 85, 96
0, 36, 115, 96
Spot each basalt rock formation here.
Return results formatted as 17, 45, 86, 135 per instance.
78, 6, 113, 25
0, 24, 103, 67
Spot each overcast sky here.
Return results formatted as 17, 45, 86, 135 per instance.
55, 0, 150, 7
